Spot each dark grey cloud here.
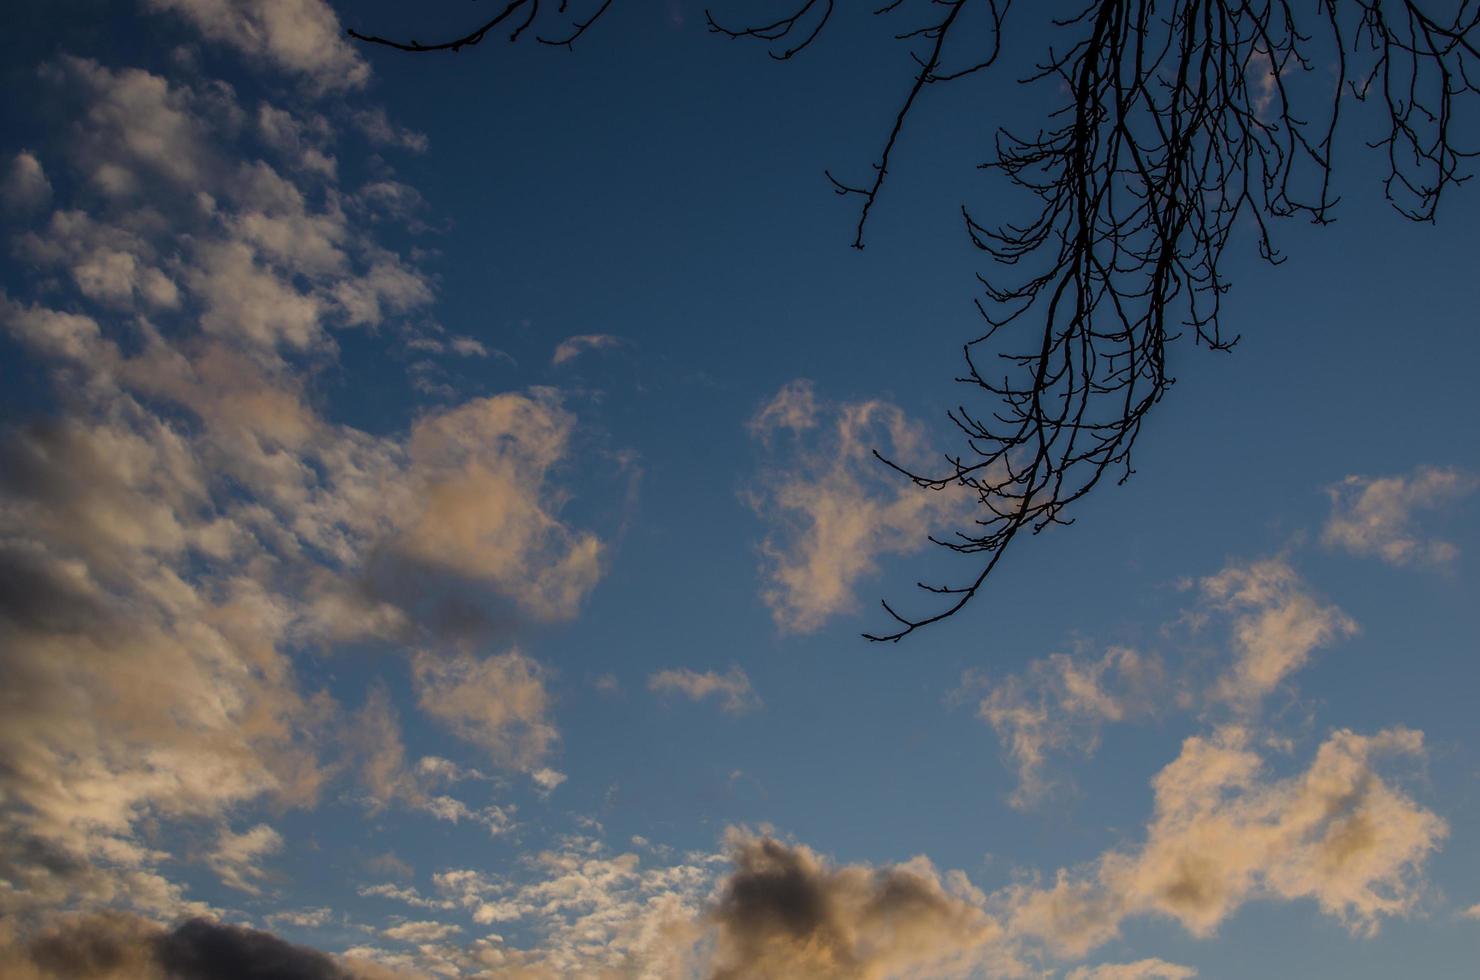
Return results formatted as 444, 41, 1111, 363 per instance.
155, 918, 356, 980
707, 834, 999, 980
5, 913, 363, 980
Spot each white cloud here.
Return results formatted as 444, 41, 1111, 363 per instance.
44, 56, 228, 197
971, 646, 1162, 808
1202, 559, 1358, 707
19, 210, 180, 311
395, 392, 604, 621
145, 0, 370, 92
748, 379, 975, 633
1065, 958, 1198, 980
648, 665, 762, 715
1, 151, 52, 212
266, 906, 334, 928
0, 53, 598, 928
1323, 466, 1477, 568
381, 919, 462, 943
1006, 727, 1445, 957
551, 332, 623, 365
531, 767, 568, 795
207, 824, 283, 895
352, 107, 429, 153
412, 650, 559, 771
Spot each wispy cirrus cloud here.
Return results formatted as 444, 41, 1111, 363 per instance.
551, 332, 624, 365
649, 665, 761, 714
207, 824, 284, 895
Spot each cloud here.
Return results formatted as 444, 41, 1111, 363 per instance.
1065, 959, 1198, 980
748, 378, 818, 440
970, 647, 1164, 808
0, 912, 364, 980
267, 907, 334, 929
381, 920, 461, 944
708, 832, 1002, 979
39, 55, 255, 200
394, 392, 603, 621
1323, 467, 1477, 568
2, 151, 52, 212
1201, 559, 1358, 707
412, 650, 559, 771
649, 666, 762, 715
144, 0, 370, 92
18, 210, 180, 311
748, 380, 974, 633
967, 556, 1367, 808
351, 108, 429, 154
256, 104, 336, 178
412, 836, 716, 977
0, 52, 599, 930
1462, 902, 1480, 920
531, 767, 568, 795
207, 824, 283, 895
1006, 727, 1445, 957
551, 333, 623, 365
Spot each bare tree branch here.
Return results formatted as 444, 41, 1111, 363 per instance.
350, 1, 1480, 641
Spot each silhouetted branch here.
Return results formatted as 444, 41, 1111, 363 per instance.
346, 0, 614, 53
349, 2, 1480, 640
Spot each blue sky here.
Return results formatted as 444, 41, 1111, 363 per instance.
2, 1, 1479, 977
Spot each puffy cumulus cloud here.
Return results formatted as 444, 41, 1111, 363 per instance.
18, 210, 181, 311
1201, 559, 1357, 707
649, 666, 762, 715
1322, 466, 1477, 569
2, 150, 52, 212
967, 556, 1371, 809
551, 332, 624, 366
1064, 959, 1197, 980
145, 0, 370, 92
0, 912, 368, 980
412, 651, 559, 772
207, 824, 284, 895
0, 52, 601, 930
26, 59, 429, 358
968, 647, 1165, 808
747, 380, 975, 633
1006, 727, 1445, 958
256, 104, 337, 178
708, 832, 1002, 980
396, 393, 602, 621
41, 55, 232, 198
